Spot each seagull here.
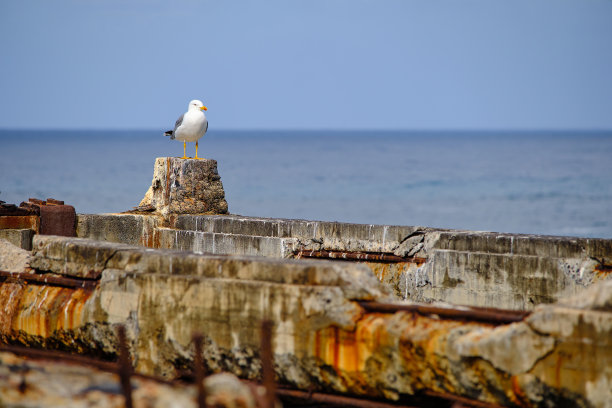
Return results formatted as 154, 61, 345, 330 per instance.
164, 100, 208, 159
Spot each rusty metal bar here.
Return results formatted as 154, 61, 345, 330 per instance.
295, 249, 426, 264
117, 326, 133, 408
0, 343, 176, 385
275, 387, 420, 408
0, 343, 118, 372
424, 390, 503, 408
260, 320, 277, 408
358, 301, 529, 325
193, 333, 207, 408
46, 198, 65, 206
0, 270, 98, 289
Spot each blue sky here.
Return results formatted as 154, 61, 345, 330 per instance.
1, 0, 611, 130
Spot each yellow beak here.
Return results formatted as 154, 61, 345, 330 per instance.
200, 106, 208, 111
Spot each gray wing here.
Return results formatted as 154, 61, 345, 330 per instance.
164, 114, 184, 140
173, 114, 184, 132
205, 121, 208, 134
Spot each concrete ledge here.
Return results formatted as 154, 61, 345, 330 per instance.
434, 230, 612, 258
74, 213, 612, 310
31, 235, 390, 301
158, 228, 297, 258
77, 213, 161, 247
175, 215, 424, 253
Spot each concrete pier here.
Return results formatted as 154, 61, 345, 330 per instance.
2, 157, 612, 407
76, 213, 612, 310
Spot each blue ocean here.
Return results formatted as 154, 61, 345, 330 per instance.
1, 130, 611, 238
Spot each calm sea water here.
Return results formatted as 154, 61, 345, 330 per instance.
1, 130, 611, 238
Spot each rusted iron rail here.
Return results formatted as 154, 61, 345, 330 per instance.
117, 326, 133, 408
358, 301, 530, 325
192, 333, 207, 408
296, 249, 426, 264
0, 342, 175, 385
260, 320, 277, 408
276, 388, 421, 408
1, 333, 504, 408
423, 390, 503, 408
0, 343, 118, 372
0, 270, 98, 289
277, 388, 422, 408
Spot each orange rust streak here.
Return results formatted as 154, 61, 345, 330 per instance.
312, 310, 491, 397
4, 283, 92, 337
333, 326, 340, 369
510, 376, 530, 408
0, 283, 25, 334
313, 314, 391, 375
594, 263, 612, 278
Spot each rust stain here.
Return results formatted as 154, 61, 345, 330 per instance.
139, 219, 161, 249
594, 263, 612, 278
0, 282, 25, 334
554, 353, 563, 388
0, 215, 39, 232
295, 249, 426, 265
1, 282, 92, 339
165, 157, 171, 206
312, 310, 501, 398
509, 376, 530, 407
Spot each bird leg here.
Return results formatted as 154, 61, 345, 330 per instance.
195, 141, 202, 160
181, 141, 188, 159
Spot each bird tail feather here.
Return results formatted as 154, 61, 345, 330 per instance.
164, 130, 175, 140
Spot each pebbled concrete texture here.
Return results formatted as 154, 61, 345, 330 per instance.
138, 157, 229, 216
0, 239, 31, 273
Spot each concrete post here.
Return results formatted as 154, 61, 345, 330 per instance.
138, 157, 229, 217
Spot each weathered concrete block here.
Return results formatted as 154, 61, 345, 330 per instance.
139, 157, 228, 216
30, 235, 129, 279
0, 239, 31, 273
30, 235, 390, 301
0, 228, 33, 250
414, 249, 607, 310
523, 305, 612, 406
77, 213, 161, 247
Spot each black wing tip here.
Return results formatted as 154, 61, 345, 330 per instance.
164, 130, 175, 139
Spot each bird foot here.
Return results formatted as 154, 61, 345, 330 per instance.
193, 156, 204, 160
179, 155, 191, 159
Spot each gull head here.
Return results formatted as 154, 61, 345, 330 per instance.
189, 99, 208, 111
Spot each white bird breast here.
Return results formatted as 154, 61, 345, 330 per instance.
174, 110, 208, 143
